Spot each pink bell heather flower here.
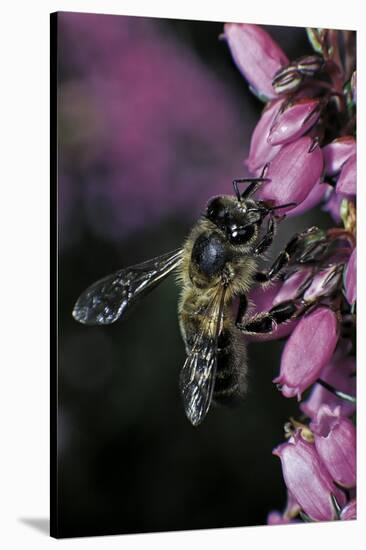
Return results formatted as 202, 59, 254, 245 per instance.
323, 137, 356, 176
273, 432, 346, 521
310, 405, 356, 488
268, 98, 321, 146
300, 344, 356, 419
341, 499, 357, 520
245, 100, 283, 173
344, 247, 356, 305
286, 180, 329, 218
274, 307, 339, 399
336, 154, 356, 196
257, 136, 323, 211
224, 23, 288, 100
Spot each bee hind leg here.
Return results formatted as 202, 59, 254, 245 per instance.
236, 300, 297, 334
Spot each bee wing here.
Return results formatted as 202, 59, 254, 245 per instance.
180, 285, 227, 426
72, 249, 182, 325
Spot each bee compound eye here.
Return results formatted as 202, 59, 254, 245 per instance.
229, 225, 255, 245
206, 197, 226, 224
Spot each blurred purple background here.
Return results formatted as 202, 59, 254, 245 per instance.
58, 12, 256, 250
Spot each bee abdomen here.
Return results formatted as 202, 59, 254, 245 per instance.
213, 328, 247, 405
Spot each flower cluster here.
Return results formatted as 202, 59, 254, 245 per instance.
224, 24, 356, 523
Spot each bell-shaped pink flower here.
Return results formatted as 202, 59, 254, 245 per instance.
268, 98, 321, 146
224, 23, 288, 100
323, 137, 356, 176
257, 136, 324, 212
273, 432, 346, 521
336, 154, 356, 196
274, 307, 339, 399
245, 100, 283, 173
311, 405, 356, 488
341, 499, 356, 520
344, 247, 356, 305
300, 345, 356, 419
286, 181, 329, 218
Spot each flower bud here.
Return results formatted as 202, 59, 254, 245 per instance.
257, 136, 324, 213
224, 23, 288, 100
300, 345, 356, 419
344, 247, 356, 305
306, 28, 327, 55
273, 432, 346, 521
272, 66, 303, 95
268, 98, 321, 146
336, 154, 356, 196
296, 54, 324, 75
341, 499, 356, 520
274, 307, 339, 399
310, 405, 356, 488
245, 100, 283, 173
323, 137, 356, 176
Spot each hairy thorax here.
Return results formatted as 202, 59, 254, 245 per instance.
177, 217, 258, 318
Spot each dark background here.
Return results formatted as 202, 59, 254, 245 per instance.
54, 12, 330, 538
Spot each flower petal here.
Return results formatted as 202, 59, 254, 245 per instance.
274, 307, 339, 399
245, 100, 283, 173
273, 432, 346, 521
344, 247, 356, 305
224, 23, 289, 100
336, 154, 356, 197
300, 344, 356, 419
257, 137, 323, 211
311, 405, 356, 488
268, 98, 321, 146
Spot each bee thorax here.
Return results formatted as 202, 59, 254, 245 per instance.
190, 231, 227, 279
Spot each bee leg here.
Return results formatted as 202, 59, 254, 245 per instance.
253, 216, 276, 256
254, 227, 326, 283
232, 169, 270, 200
236, 300, 297, 334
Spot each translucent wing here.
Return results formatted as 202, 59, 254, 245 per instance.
72, 249, 182, 325
180, 285, 227, 426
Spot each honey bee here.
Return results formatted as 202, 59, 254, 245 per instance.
72, 176, 326, 426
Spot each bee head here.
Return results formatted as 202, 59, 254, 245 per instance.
205, 196, 266, 246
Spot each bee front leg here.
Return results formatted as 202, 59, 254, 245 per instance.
254, 227, 326, 283
253, 216, 277, 256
